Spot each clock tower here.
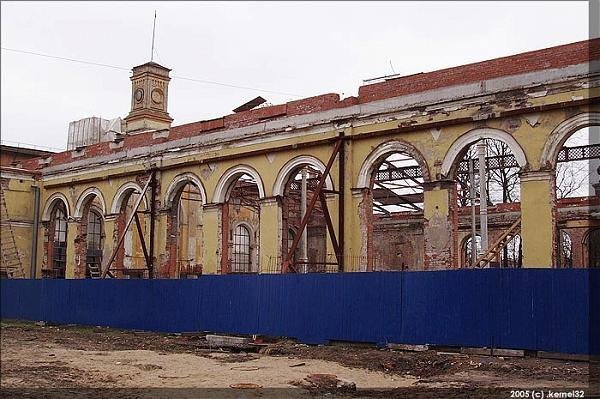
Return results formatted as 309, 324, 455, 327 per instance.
124, 62, 173, 133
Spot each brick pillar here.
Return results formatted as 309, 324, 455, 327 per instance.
520, 171, 554, 268
65, 218, 79, 278
258, 197, 281, 273
422, 180, 459, 270
352, 188, 371, 272
202, 203, 221, 274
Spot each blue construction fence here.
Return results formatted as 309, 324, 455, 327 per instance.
1, 269, 597, 355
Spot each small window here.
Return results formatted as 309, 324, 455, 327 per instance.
231, 225, 251, 273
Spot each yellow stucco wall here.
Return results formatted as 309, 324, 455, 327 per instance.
2, 80, 597, 277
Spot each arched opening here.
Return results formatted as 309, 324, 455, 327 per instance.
166, 181, 204, 278
462, 234, 482, 268
369, 151, 425, 270
221, 172, 260, 274
452, 137, 522, 267
113, 185, 148, 278
583, 228, 600, 268
85, 208, 104, 278
558, 230, 573, 269
554, 126, 600, 268
73, 190, 105, 278
281, 165, 329, 273
42, 200, 68, 279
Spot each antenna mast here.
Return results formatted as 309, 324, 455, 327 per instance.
150, 10, 157, 62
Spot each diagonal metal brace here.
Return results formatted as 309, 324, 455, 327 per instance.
101, 172, 153, 278
283, 139, 342, 273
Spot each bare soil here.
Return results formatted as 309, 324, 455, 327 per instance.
0, 320, 590, 398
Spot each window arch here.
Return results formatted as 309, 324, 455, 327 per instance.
231, 224, 252, 273
584, 228, 600, 268
85, 209, 103, 278
44, 201, 68, 279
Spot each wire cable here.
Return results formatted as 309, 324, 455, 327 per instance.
1, 47, 303, 98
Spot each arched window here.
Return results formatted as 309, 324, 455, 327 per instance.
585, 229, 600, 268
232, 225, 251, 273
51, 204, 68, 278
559, 231, 573, 268
500, 234, 523, 268
462, 234, 482, 267
86, 210, 103, 278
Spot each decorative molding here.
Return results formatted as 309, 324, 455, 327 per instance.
110, 182, 149, 214
41, 192, 71, 222
73, 187, 106, 218
164, 172, 207, 208
212, 164, 265, 203
356, 139, 431, 189
440, 127, 528, 177
272, 155, 334, 197
540, 112, 600, 168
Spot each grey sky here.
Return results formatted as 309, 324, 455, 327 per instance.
0, 1, 590, 151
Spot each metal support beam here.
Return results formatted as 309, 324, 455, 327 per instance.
477, 141, 488, 252
299, 167, 308, 270
469, 158, 477, 267
319, 192, 341, 266
283, 139, 342, 273
338, 132, 345, 272
148, 171, 156, 279
134, 212, 150, 269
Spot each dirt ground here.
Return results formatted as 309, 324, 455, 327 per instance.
0, 320, 591, 398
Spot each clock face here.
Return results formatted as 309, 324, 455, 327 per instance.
134, 88, 144, 103
151, 89, 164, 104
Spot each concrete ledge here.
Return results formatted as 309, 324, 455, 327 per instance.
206, 334, 251, 348
387, 343, 429, 352
492, 348, 524, 357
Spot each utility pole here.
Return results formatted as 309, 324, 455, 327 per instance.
477, 141, 488, 253
299, 167, 308, 272
469, 158, 477, 266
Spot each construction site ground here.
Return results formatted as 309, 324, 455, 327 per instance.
0, 320, 591, 399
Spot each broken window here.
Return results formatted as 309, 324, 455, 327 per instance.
462, 234, 482, 267
558, 231, 573, 269
47, 202, 67, 279
225, 173, 260, 273
282, 166, 328, 273
173, 182, 204, 278
369, 152, 425, 270
585, 229, 600, 268
85, 209, 103, 278
555, 127, 599, 199
456, 139, 521, 207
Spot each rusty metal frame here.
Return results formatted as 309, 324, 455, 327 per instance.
282, 139, 342, 273
101, 171, 154, 278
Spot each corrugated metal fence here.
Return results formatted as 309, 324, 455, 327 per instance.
1, 269, 596, 354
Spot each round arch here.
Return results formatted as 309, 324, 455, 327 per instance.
440, 127, 528, 177
164, 172, 207, 208
212, 164, 266, 203
272, 155, 335, 197
110, 182, 149, 214
74, 187, 106, 219
356, 140, 431, 189
41, 192, 71, 222
540, 112, 600, 169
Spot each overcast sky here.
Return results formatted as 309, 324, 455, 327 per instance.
0, 1, 590, 151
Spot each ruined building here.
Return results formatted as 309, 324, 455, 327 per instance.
1, 39, 599, 279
